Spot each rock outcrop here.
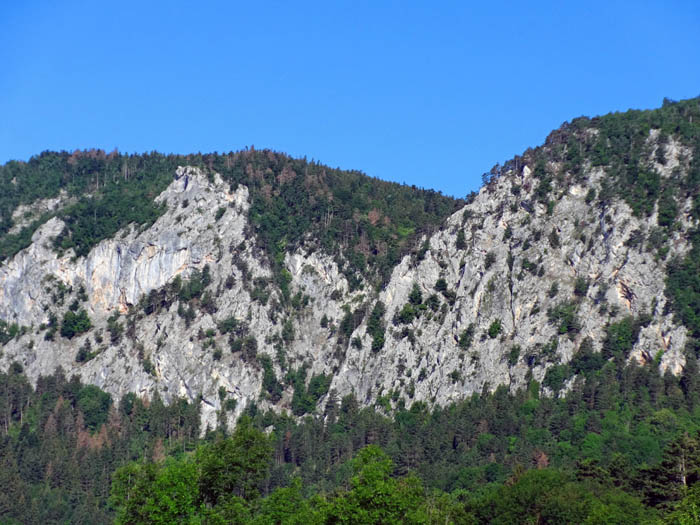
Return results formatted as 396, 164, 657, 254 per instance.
0, 133, 696, 429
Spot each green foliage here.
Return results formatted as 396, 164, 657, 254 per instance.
488, 319, 502, 338
0, 151, 178, 262
574, 276, 590, 297
142, 357, 156, 376
455, 228, 466, 249
0, 216, 52, 264
367, 301, 386, 352
231, 151, 462, 290
217, 316, 239, 334
666, 483, 700, 523
54, 191, 165, 258
395, 303, 418, 325
0, 320, 23, 345
508, 345, 521, 366
602, 316, 642, 360
585, 188, 597, 203
657, 187, 678, 228
521, 257, 538, 274
543, 364, 572, 392
77, 384, 112, 430
281, 319, 294, 344
503, 224, 513, 240
548, 301, 581, 337
484, 251, 496, 270
8, 346, 700, 524
467, 468, 652, 524
425, 293, 440, 311
569, 338, 606, 376
393, 286, 427, 326
323, 446, 427, 524
197, 416, 272, 504
533, 161, 553, 203
535, 100, 700, 283
459, 323, 475, 349
626, 169, 661, 217
178, 265, 212, 302
75, 341, 99, 363
239, 336, 258, 361
339, 305, 366, 340
290, 367, 331, 416
259, 356, 282, 403
247, 478, 315, 524
434, 277, 447, 292
549, 229, 560, 249
60, 309, 92, 339
408, 282, 423, 305
548, 281, 559, 298
307, 373, 332, 402
666, 231, 700, 339
0, 369, 201, 524
111, 459, 201, 525
635, 432, 700, 509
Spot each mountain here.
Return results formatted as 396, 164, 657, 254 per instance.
2, 97, 700, 523
1, 98, 699, 434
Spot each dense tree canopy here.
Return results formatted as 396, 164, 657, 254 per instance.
2, 346, 700, 523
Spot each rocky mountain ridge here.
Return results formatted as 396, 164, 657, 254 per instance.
1, 98, 699, 429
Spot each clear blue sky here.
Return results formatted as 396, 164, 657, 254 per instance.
1, 1, 699, 197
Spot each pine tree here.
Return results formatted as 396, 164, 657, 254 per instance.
636, 432, 700, 508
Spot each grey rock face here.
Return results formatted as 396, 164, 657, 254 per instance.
0, 142, 695, 428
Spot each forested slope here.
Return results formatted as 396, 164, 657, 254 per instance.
3, 354, 700, 523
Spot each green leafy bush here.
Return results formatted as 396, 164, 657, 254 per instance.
488, 319, 502, 338
260, 356, 282, 403
367, 301, 386, 352
602, 316, 642, 360
459, 324, 475, 349
574, 277, 590, 297
543, 364, 572, 392
60, 309, 92, 339
547, 301, 580, 337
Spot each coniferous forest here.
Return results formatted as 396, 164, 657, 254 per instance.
3, 350, 700, 523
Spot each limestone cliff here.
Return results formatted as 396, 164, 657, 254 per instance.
1, 102, 699, 429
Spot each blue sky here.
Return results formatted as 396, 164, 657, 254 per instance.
1, 1, 699, 197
